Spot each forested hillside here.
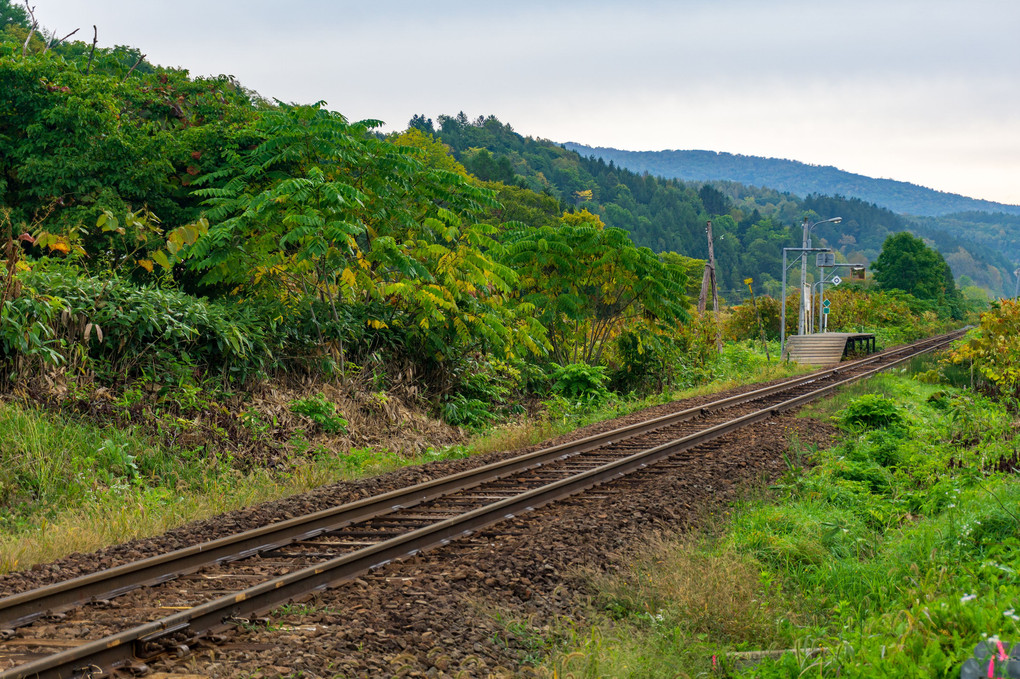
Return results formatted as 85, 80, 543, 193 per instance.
563, 144, 1020, 218
417, 115, 1012, 298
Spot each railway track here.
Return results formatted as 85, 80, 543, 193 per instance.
0, 331, 963, 678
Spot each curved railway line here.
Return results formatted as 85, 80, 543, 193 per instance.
0, 330, 963, 678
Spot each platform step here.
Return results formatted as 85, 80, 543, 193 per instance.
785, 335, 849, 366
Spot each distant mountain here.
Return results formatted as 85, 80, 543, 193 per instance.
563, 144, 1020, 218
417, 114, 1013, 297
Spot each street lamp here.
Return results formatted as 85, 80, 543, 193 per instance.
799, 216, 842, 335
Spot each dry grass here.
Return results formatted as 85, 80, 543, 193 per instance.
243, 376, 462, 457
529, 535, 802, 678
595, 534, 796, 648
0, 463, 348, 573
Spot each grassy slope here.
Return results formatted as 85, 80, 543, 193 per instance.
0, 341, 802, 573
537, 358, 1020, 678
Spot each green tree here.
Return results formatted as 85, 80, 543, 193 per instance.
0, 0, 29, 31
0, 51, 260, 270
872, 232, 962, 317
502, 209, 688, 365
188, 103, 545, 384
948, 300, 1020, 397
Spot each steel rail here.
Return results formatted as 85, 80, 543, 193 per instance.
0, 332, 959, 633
0, 334, 947, 631
0, 331, 960, 679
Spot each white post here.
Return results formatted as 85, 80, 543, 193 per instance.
798, 218, 808, 335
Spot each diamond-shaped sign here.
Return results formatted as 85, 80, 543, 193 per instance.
823, 299, 831, 307
831, 275, 842, 286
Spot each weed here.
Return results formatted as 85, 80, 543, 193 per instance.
440, 394, 497, 430
837, 393, 904, 430
289, 393, 348, 434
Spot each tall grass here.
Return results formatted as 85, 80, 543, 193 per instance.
0, 341, 805, 572
0, 401, 471, 573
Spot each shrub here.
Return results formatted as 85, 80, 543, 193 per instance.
440, 394, 496, 430
289, 394, 348, 434
549, 362, 610, 403
837, 394, 904, 430
724, 295, 781, 341
13, 264, 276, 381
609, 329, 678, 394
947, 299, 1020, 399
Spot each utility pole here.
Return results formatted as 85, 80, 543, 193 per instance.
698, 220, 722, 351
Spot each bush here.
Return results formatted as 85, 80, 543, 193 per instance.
609, 330, 679, 394
440, 394, 496, 430
947, 299, 1020, 399
14, 264, 276, 381
837, 394, 904, 430
724, 295, 781, 341
549, 362, 610, 403
289, 394, 348, 434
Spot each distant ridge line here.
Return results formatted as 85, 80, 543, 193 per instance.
563, 143, 1020, 218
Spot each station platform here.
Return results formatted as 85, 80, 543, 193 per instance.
783, 332, 877, 366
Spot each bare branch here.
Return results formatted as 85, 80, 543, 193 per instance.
84, 25, 97, 75
43, 27, 79, 53
21, 1, 38, 56
121, 53, 146, 83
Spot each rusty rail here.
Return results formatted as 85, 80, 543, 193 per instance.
0, 330, 962, 679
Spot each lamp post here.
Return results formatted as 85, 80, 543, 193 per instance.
781, 246, 830, 358
799, 216, 842, 335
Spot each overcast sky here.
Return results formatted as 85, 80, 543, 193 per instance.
32, 0, 1020, 205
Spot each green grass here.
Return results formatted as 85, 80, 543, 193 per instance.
534, 365, 1020, 678
0, 341, 803, 574
0, 401, 471, 573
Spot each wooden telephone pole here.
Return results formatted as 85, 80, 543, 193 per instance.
698, 220, 723, 351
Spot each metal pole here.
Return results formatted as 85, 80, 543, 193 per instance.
798, 218, 808, 335
1014, 268, 1020, 298
781, 249, 787, 357
819, 264, 825, 333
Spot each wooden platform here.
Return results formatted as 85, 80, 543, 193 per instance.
784, 333, 876, 366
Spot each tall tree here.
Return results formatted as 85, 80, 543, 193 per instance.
188, 103, 546, 378
0, 0, 29, 30
502, 209, 688, 365
872, 231, 962, 317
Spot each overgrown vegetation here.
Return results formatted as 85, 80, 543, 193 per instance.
0, 341, 800, 572
0, 9, 981, 578
946, 299, 1020, 400
536, 364, 1020, 678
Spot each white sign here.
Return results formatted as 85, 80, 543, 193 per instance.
831, 275, 842, 286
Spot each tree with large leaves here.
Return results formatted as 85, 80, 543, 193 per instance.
502, 209, 689, 365
187, 103, 545, 384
